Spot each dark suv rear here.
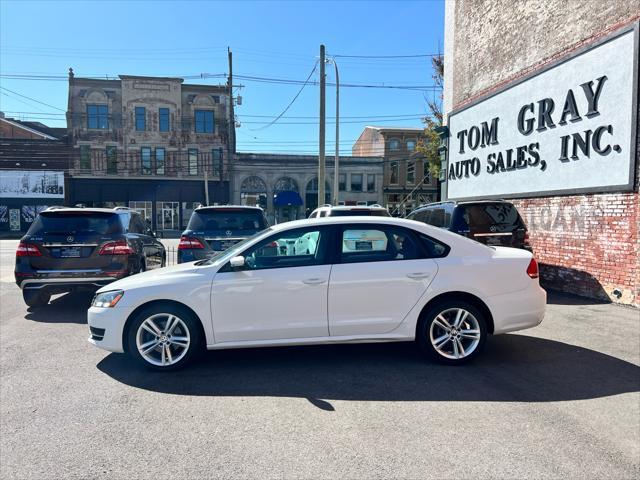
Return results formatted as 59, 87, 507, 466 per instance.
406, 200, 531, 250
15, 207, 166, 307
177, 206, 269, 263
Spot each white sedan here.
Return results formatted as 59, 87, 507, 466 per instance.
87, 217, 546, 370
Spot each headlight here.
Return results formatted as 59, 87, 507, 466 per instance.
92, 290, 124, 308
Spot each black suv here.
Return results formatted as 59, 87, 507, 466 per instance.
406, 200, 531, 250
177, 206, 269, 263
15, 206, 166, 307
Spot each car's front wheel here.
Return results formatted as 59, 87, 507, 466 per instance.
126, 304, 203, 370
23, 290, 50, 308
417, 300, 487, 365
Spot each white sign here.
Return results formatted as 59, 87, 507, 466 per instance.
0, 170, 64, 198
447, 27, 637, 200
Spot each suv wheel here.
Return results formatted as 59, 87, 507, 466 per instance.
126, 304, 203, 370
417, 300, 487, 365
23, 290, 51, 308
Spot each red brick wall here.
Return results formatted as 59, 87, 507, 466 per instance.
513, 193, 639, 306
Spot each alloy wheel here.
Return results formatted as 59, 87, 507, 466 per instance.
135, 313, 191, 367
429, 308, 481, 360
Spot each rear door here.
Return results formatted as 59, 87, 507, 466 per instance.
328, 224, 439, 336
456, 203, 526, 248
24, 211, 122, 273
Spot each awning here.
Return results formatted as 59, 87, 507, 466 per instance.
273, 190, 303, 207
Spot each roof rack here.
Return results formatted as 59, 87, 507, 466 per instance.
113, 206, 132, 211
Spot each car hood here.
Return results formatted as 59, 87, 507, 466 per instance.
96, 261, 209, 293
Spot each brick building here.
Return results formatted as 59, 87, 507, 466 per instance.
66, 70, 233, 236
353, 126, 438, 215
442, 1, 639, 305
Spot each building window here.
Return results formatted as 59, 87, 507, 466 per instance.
141, 147, 152, 175
338, 173, 346, 191
212, 148, 223, 178
79, 145, 91, 172
406, 139, 416, 152
156, 148, 165, 175
407, 160, 415, 184
423, 161, 431, 184
87, 104, 108, 129
159, 108, 170, 132
389, 161, 399, 184
388, 138, 400, 151
135, 107, 146, 131
367, 174, 376, 192
188, 148, 198, 175
106, 146, 117, 174
350, 173, 363, 192
194, 110, 214, 133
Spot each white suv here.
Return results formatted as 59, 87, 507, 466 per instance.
309, 204, 390, 218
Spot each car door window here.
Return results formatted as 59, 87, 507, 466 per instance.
340, 225, 424, 264
242, 227, 328, 270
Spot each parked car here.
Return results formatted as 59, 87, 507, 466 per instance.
308, 204, 390, 218
406, 200, 532, 250
87, 216, 546, 370
177, 205, 269, 263
15, 206, 165, 308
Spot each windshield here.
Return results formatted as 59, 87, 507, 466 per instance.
27, 211, 123, 235
187, 209, 267, 232
196, 228, 273, 265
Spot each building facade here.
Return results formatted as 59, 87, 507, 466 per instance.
231, 153, 384, 224
0, 115, 70, 236
442, 1, 639, 305
66, 71, 233, 236
352, 126, 438, 216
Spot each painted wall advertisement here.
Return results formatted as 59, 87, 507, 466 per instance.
447, 27, 637, 200
0, 170, 64, 198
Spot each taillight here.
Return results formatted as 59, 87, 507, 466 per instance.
178, 236, 205, 250
527, 258, 539, 279
16, 242, 42, 257
99, 240, 134, 255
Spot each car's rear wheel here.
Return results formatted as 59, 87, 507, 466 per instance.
417, 300, 487, 365
126, 304, 203, 370
23, 290, 50, 308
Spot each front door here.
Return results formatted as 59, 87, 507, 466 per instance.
211, 226, 332, 343
328, 224, 438, 336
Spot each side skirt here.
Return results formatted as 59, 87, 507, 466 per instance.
206, 334, 414, 351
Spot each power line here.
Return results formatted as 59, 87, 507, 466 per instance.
0, 86, 66, 111
332, 53, 439, 59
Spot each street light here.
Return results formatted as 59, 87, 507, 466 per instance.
326, 57, 340, 205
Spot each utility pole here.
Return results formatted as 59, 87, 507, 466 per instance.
318, 44, 326, 207
228, 47, 236, 155
203, 152, 210, 206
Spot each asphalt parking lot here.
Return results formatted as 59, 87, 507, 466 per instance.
0, 239, 639, 479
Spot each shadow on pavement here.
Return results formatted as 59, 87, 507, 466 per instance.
546, 290, 611, 306
97, 334, 640, 407
24, 291, 93, 324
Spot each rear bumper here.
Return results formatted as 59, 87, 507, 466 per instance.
18, 276, 122, 291
489, 282, 547, 334
177, 249, 219, 264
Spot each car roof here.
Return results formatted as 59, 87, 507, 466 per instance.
314, 205, 386, 211
195, 205, 264, 212
413, 199, 515, 210
269, 216, 429, 232
41, 207, 122, 214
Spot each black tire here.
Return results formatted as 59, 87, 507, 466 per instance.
23, 290, 51, 308
126, 303, 204, 371
416, 299, 487, 365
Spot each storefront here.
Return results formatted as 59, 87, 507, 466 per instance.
68, 178, 229, 237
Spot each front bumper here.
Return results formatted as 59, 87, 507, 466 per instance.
87, 305, 134, 353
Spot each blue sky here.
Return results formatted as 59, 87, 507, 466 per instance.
0, 0, 444, 154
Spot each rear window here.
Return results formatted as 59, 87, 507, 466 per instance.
27, 212, 123, 235
330, 209, 390, 217
410, 207, 452, 228
457, 203, 523, 232
187, 209, 267, 232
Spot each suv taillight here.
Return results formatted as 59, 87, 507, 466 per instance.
16, 242, 42, 257
178, 236, 205, 250
99, 240, 134, 255
527, 258, 539, 279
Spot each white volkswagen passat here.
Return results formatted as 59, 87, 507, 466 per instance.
88, 217, 546, 370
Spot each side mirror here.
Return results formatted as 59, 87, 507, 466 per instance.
230, 256, 245, 268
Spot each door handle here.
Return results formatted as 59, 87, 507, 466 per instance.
406, 272, 430, 280
302, 278, 327, 285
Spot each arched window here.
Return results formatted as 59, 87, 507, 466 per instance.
240, 176, 267, 209
273, 176, 299, 193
